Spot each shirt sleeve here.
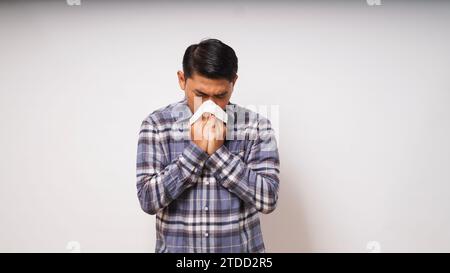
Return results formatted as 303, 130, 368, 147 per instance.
204, 118, 280, 214
136, 119, 209, 215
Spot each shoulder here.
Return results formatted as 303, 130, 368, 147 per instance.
228, 102, 273, 129
141, 99, 186, 129
227, 102, 274, 142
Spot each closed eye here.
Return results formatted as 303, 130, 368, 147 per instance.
215, 94, 227, 99
194, 90, 208, 97
214, 91, 228, 99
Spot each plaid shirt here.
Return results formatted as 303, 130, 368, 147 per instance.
136, 98, 280, 253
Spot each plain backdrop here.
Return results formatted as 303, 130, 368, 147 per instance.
1, 0, 450, 252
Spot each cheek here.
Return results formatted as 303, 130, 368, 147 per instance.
189, 95, 205, 112
214, 99, 229, 110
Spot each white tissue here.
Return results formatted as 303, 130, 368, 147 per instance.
189, 100, 228, 125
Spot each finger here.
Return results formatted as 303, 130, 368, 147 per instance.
210, 115, 216, 127
222, 123, 227, 139
210, 117, 225, 141
191, 117, 207, 140
191, 122, 202, 140
203, 116, 216, 139
215, 120, 225, 140
202, 112, 211, 121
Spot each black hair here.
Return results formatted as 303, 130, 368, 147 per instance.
182, 38, 238, 82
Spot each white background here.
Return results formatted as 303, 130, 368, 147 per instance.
1, 0, 450, 252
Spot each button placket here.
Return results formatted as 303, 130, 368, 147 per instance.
201, 176, 210, 249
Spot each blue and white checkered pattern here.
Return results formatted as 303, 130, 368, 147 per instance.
136, 98, 280, 253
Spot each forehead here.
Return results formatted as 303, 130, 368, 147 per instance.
187, 73, 231, 94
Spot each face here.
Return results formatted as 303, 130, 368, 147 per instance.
177, 71, 238, 113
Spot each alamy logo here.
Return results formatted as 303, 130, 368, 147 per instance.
66, 0, 81, 6
366, 0, 382, 6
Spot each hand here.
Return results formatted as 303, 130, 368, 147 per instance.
206, 115, 226, 155
190, 113, 210, 153
190, 113, 226, 155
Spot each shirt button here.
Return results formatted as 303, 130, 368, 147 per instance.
205, 181, 210, 185
204, 206, 209, 211
204, 232, 209, 237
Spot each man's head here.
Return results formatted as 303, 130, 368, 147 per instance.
177, 38, 238, 113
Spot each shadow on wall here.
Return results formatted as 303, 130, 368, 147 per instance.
260, 159, 311, 253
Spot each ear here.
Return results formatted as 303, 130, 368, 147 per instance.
232, 74, 238, 86
177, 70, 186, 90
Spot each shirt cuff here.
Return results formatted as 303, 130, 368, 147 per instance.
178, 141, 209, 178
205, 145, 244, 189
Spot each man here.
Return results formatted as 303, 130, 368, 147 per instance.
136, 38, 280, 253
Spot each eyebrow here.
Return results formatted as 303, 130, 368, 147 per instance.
194, 89, 228, 97
193, 89, 208, 96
